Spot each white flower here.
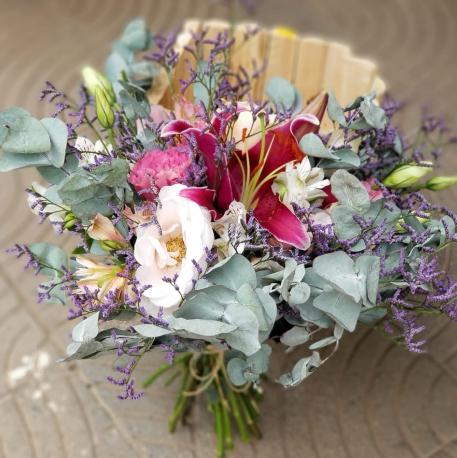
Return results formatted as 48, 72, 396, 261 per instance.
134, 184, 214, 313
272, 157, 329, 208
27, 182, 68, 232
231, 102, 275, 152
212, 201, 247, 260
74, 136, 112, 166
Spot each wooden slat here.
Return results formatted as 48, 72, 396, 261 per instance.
230, 22, 270, 102
172, 19, 202, 103
294, 37, 328, 104
321, 42, 351, 95
201, 19, 230, 61
338, 56, 377, 105
262, 28, 299, 98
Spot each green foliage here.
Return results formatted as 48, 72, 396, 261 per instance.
0, 108, 68, 171
278, 352, 321, 388
299, 133, 338, 159
330, 169, 370, 213
29, 242, 68, 277
226, 344, 272, 386
265, 76, 301, 112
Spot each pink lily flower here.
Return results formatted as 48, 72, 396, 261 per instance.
162, 94, 328, 250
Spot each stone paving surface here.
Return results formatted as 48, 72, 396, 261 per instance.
0, 0, 457, 457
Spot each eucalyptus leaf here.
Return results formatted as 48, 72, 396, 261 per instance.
134, 323, 173, 338
120, 18, 150, 51
205, 254, 257, 291
360, 97, 387, 129
330, 170, 370, 213
327, 92, 347, 126
313, 251, 361, 302
40, 117, 68, 168
265, 76, 300, 111
280, 326, 310, 347
313, 291, 362, 332
71, 312, 100, 343
278, 352, 321, 388
309, 336, 337, 350
169, 317, 237, 336
227, 357, 248, 386
29, 242, 68, 277
0, 107, 50, 154
319, 149, 360, 169
299, 133, 338, 159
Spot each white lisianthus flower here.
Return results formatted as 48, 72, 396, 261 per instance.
134, 184, 214, 313
212, 201, 247, 260
74, 136, 113, 166
272, 157, 329, 209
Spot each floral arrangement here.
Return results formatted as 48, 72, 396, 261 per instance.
2, 17, 457, 457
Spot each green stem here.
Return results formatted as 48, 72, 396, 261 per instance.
213, 402, 225, 458
142, 353, 191, 388
169, 370, 195, 433
226, 385, 250, 443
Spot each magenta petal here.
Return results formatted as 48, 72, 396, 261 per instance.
254, 190, 311, 250
179, 187, 217, 219
290, 114, 320, 143
161, 119, 194, 137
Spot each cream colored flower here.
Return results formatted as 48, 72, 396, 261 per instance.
74, 136, 113, 165
88, 214, 127, 249
272, 157, 329, 208
213, 201, 247, 260
134, 184, 214, 313
74, 255, 128, 301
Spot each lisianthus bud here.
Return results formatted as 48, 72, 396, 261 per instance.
383, 163, 432, 189
425, 175, 457, 191
64, 212, 77, 230
82, 66, 115, 103
95, 87, 115, 129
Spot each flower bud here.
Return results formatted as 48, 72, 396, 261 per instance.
95, 87, 115, 129
64, 212, 77, 230
383, 163, 432, 189
82, 67, 115, 104
425, 175, 457, 191
100, 240, 125, 251
395, 215, 429, 233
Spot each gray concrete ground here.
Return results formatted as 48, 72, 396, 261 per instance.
0, 0, 457, 456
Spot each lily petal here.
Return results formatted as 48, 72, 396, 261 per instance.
254, 189, 311, 250
179, 187, 217, 219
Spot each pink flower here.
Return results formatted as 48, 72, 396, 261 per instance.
362, 177, 383, 201
129, 146, 192, 201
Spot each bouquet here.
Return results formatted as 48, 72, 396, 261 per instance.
2, 17, 457, 457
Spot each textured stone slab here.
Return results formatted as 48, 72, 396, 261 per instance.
0, 0, 457, 457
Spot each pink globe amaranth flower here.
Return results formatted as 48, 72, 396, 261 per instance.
129, 146, 192, 201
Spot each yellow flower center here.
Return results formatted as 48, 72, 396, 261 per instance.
166, 236, 186, 263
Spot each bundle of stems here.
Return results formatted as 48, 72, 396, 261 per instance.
143, 346, 263, 457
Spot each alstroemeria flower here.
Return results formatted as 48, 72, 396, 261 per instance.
161, 93, 328, 250
88, 214, 128, 249
128, 146, 192, 200
212, 201, 247, 260
272, 157, 329, 209
134, 184, 214, 313
74, 255, 129, 301
362, 177, 383, 201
